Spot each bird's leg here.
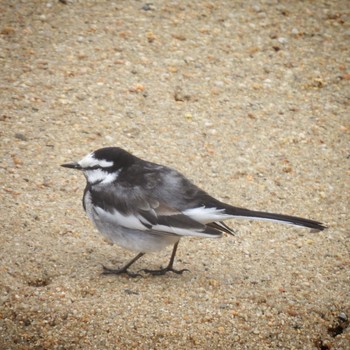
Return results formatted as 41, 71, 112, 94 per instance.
102, 252, 144, 278
141, 242, 189, 276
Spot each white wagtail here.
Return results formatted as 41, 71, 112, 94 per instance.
62, 147, 326, 277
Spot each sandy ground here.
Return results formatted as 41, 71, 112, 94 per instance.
1, 0, 349, 349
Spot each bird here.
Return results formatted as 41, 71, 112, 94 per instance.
61, 147, 326, 277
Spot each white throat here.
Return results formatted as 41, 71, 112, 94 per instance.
84, 168, 120, 185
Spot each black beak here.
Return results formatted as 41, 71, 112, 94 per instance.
61, 162, 82, 170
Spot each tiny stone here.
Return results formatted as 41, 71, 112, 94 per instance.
15, 133, 28, 141
278, 37, 288, 44
142, 3, 153, 11
252, 5, 261, 13
338, 312, 348, 321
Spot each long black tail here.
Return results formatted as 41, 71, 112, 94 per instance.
224, 206, 326, 231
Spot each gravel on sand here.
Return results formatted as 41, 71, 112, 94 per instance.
0, 1, 349, 349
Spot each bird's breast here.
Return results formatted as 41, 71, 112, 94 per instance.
83, 190, 95, 221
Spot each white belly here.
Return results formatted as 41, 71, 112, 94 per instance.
83, 191, 179, 253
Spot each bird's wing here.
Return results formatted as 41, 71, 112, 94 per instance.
89, 183, 223, 238
133, 163, 326, 231
139, 202, 223, 237
90, 161, 237, 235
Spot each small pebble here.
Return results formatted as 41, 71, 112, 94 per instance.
15, 133, 28, 141
338, 312, 348, 321
278, 37, 288, 44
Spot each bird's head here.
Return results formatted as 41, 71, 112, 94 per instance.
61, 147, 134, 185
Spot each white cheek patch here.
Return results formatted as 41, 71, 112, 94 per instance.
79, 152, 114, 168
84, 169, 119, 184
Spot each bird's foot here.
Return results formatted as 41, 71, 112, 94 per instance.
102, 265, 142, 278
141, 266, 190, 276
